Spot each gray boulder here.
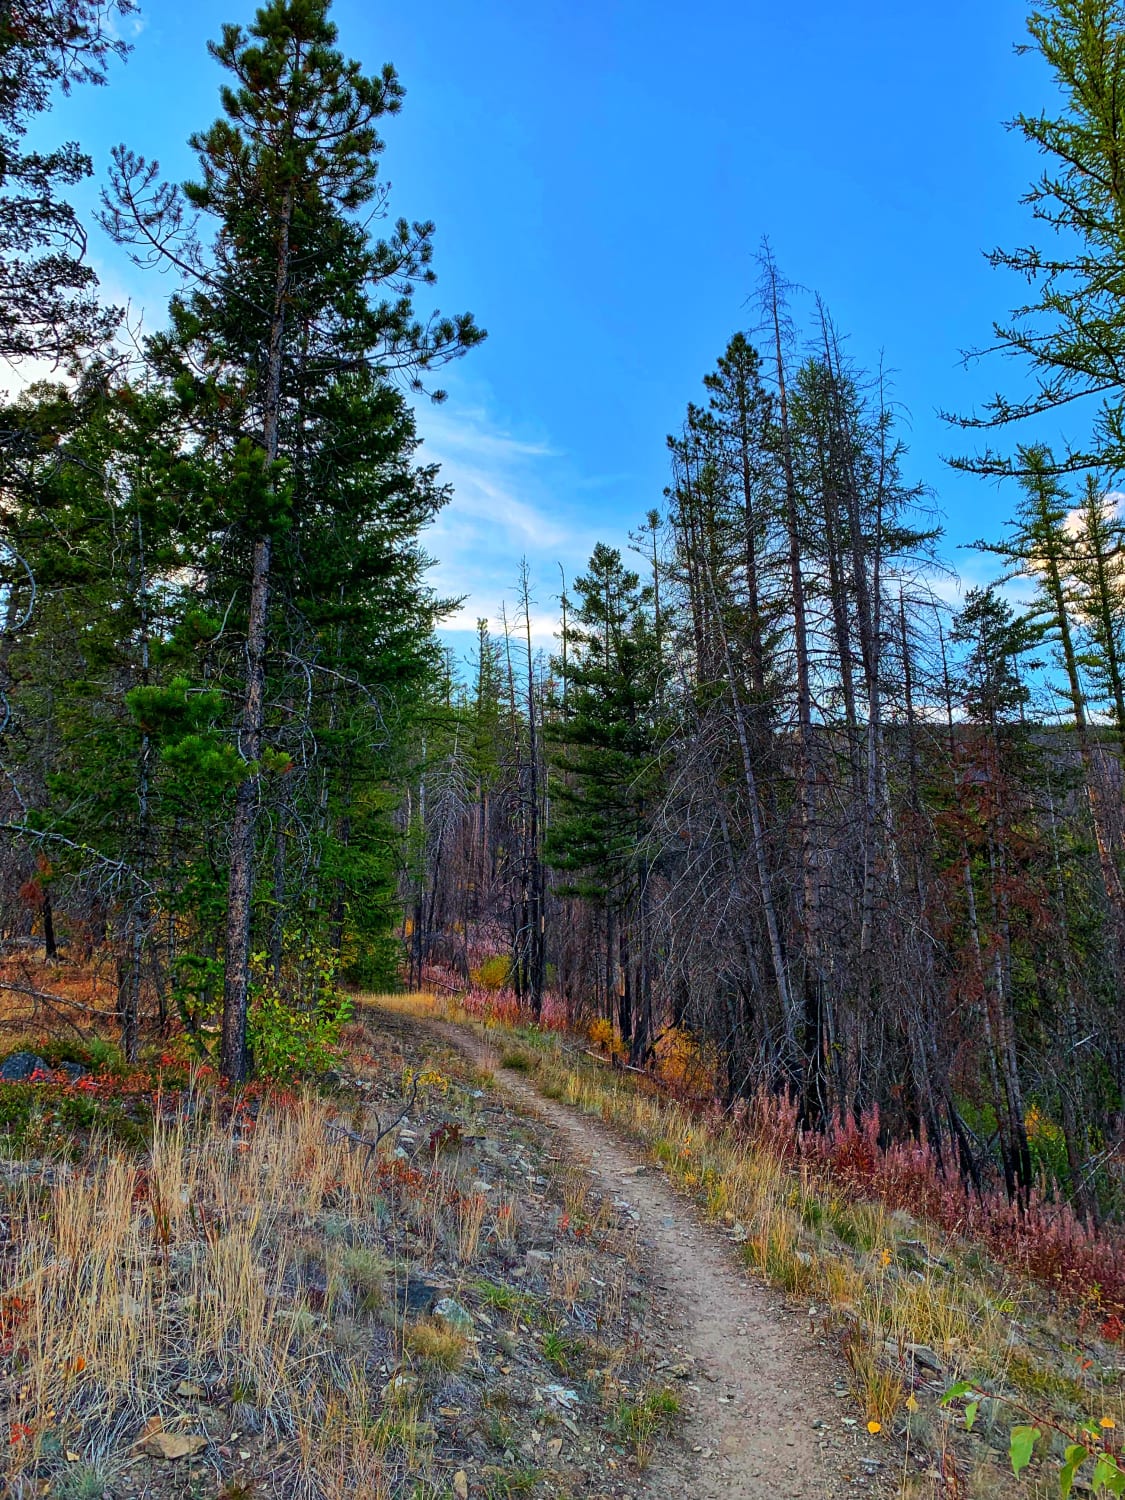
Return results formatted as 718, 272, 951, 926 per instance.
0, 1051, 50, 1081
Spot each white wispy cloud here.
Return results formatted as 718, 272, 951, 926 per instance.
0, 272, 607, 659
106, 9, 147, 42
417, 381, 604, 653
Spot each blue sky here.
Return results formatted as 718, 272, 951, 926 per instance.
32, 0, 1072, 650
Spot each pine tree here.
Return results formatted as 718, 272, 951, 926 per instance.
0, 0, 131, 364
701, 333, 777, 702
548, 544, 664, 1055
0, 370, 225, 1051
950, 586, 1038, 1202
101, 0, 482, 1078
950, 0, 1125, 474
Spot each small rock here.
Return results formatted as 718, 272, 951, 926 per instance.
885, 1338, 943, 1373
382, 1373, 419, 1401
905, 1342, 943, 1373
139, 1431, 208, 1460
542, 1383, 579, 1409
394, 1279, 439, 1314
433, 1297, 474, 1333
452, 1470, 469, 1499
525, 1249, 553, 1266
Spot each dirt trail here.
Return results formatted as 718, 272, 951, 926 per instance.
415, 1012, 893, 1500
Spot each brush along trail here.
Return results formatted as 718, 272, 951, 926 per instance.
375, 998, 895, 1500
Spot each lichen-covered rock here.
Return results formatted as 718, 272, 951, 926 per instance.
0, 1051, 50, 1081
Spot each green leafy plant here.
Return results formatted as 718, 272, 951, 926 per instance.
474, 955, 512, 991
609, 1386, 680, 1465
247, 940, 352, 1080
942, 1381, 1123, 1494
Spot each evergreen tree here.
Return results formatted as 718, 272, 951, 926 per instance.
0, 370, 233, 1053
101, 0, 482, 1077
701, 333, 777, 702
950, 0, 1125, 475
1071, 477, 1125, 746
0, 0, 131, 363
548, 543, 664, 1055
950, 586, 1039, 1201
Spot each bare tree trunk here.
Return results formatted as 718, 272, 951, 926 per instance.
702, 558, 795, 1066
764, 255, 824, 1117
221, 187, 293, 1082
520, 565, 545, 1017
41, 886, 57, 962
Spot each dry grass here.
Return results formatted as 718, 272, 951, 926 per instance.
455, 1188, 488, 1264
2, 996, 679, 1498
0, 1079, 439, 1498
0, 951, 119, 1035
402, 1316, 468, 1370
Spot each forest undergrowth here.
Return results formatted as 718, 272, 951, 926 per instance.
395, 983, 1125, 1498
0, 1002, 679, 1500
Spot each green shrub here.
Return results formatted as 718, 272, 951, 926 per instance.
499, 1049, 535, 1073
0, 1081, 151, 1157
38, 1035, 126, 1076
610, 1387, 680, 1463
248, 940, 352, 1080
51, 1463, 108, 1500
476, 955, 512, 991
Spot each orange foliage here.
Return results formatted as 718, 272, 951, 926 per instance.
653, 1026, 721, 1099
0, 952, 117, 1033
588, 1017, 625, 1060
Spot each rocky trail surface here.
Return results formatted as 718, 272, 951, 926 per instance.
388, 1004, 895, 1500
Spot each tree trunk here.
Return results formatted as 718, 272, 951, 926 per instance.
220, 188, 293, 1082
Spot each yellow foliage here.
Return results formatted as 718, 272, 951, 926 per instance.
653, 1026, 720, 1096
473, 955, 512, 991
588, 1017, 626, 1060
1025, 1104, 1062, 1145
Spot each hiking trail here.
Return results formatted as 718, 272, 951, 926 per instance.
386, 1004, 894, 1500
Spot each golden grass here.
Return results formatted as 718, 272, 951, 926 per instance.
402, 1316, 468, 1370
0, 990, 694, 1499
0, 952, 118, 1034
0, 1079, 436, 1497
